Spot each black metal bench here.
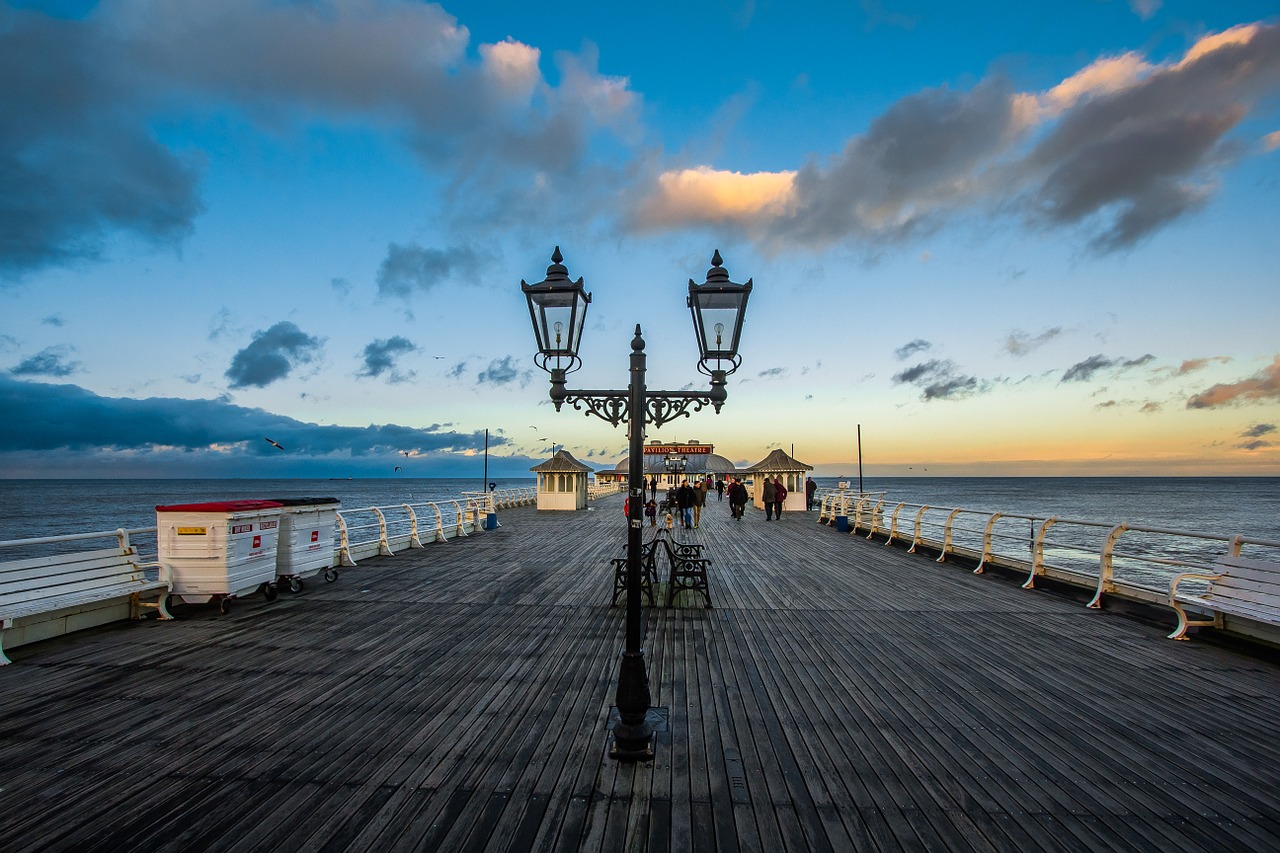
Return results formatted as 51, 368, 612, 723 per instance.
611, 539, 662, 608
652, 530, 712, 608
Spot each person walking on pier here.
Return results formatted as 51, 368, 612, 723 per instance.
692, 479, 707, 528
805, 477, 817, 511
762, 476, 778, 520
649, 476, 658, 501
728, 478, 748, 519
676, 480, 695, 529
645, 498, 657, 527
716, 479, 724, 501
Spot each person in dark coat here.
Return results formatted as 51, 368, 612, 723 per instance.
716, 479, 725, 501
728, 478, 748, 519
805, 477, 817, 511
762, 476, 778, 520
676, 481, 695, 529
649, 476, 658, 501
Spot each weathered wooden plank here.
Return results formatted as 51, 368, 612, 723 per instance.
0, 501, 1278, 853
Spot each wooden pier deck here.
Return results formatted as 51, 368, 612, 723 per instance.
2, 496, 1279, 851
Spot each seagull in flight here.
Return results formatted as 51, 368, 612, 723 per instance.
264, 438, 284, 450
394, 466, 402, 473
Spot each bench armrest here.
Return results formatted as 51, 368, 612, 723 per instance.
1168, 571, 1223, 600
131, 560, 174, 587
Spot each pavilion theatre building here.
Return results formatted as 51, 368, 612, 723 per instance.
594, 439, 738, 487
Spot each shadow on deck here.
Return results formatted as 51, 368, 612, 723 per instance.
1, 496, 1278, 851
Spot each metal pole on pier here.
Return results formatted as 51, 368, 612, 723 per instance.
483, 429, 489, 493
857, 424, 863, 494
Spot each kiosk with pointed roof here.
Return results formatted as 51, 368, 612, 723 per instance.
744, 448, 814, 513
531, 450, 592, 511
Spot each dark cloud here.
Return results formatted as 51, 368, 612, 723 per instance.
1061, 353, 1154, 383
476, 356, 525, 386
758, 367, 787, 379
376, 243, 483, 299
9, 345, 81, 377
894, 339, 931, 360
41, 315, 64, 326
777, 77, 1016, 247
0, 374, 500, 457
1004, 327, 1062, 356
1235, 439, 1274, 451
2, 2, 640, 279
1241, 423, 1277, 438
0, 8, 203, 280
644, 24, 1280, 254
448, 361, 468, 380
1187, 357, 1280, 408
225, 321, 323, 389
357, 336, 417, 383
892, 358, 981, 401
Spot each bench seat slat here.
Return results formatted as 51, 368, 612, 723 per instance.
2, 580, 169, 620
0, 547, 130, 574
1177, 593, 1280, 625
2, 570, 153, 609
2, 561, 148, 596
0, 551, 143, 586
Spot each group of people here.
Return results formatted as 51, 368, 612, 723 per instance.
631, 473, 820, 526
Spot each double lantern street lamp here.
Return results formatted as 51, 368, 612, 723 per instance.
522, 246, 752, 761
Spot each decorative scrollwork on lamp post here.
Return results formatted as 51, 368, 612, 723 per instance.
522, 247, 752, 762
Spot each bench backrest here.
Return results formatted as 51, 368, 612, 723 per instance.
0, 547, 146, 609
1210, 555, 1280, 607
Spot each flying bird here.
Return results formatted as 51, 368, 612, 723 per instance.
264, 438, 284, 450
402, 450, 410, 456
394, 466, 402, 473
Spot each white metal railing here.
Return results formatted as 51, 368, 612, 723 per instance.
818, 491, 1280, 611
589, 481, 625, 499
335, 498, 491, 566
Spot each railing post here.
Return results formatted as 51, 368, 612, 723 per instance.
335, 512, 357, 566
866, 498, 884, 540
451, 501, 467, 538
405, 504, 423, 548
908, 505, 929, 554
1023, 517, 1056, 589
887, 502, 906, 546
373, 508, 393, 556
975, 512, 1004, 573
937, 508, 963, 563
426, 503, 444, 543
1088, 523, 1128, 608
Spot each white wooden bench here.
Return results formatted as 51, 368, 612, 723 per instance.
1167, 555, 1280, 641
0, 545, 173, 665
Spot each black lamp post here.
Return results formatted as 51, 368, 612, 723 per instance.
522, 246, 752, 761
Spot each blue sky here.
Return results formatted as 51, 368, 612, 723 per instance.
2, 0, 1278, 478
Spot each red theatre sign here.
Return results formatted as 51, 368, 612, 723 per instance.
643, 445, 712, 455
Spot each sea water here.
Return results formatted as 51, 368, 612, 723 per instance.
2, 476, 1275, 543
0, 477, 537, 542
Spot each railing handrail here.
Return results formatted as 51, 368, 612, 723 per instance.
819, 490, 1280, 610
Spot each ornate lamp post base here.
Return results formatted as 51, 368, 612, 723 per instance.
609, 649, 655, 761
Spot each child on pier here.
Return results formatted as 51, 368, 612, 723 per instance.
645, 499, 657, 526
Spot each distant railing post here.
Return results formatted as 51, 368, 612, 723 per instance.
1088, 523, 1128, 608
451, 501, 467, 538
866, 498, 885, 540
975, 512, 1005, 574
907, 505, 929, 554
937, 508, 963, 563
886, 502, 907, 546
1023, 517, 1057, 589
373, 508, 393, 556
405, 504, 423, 548
335, 512, 357, 566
